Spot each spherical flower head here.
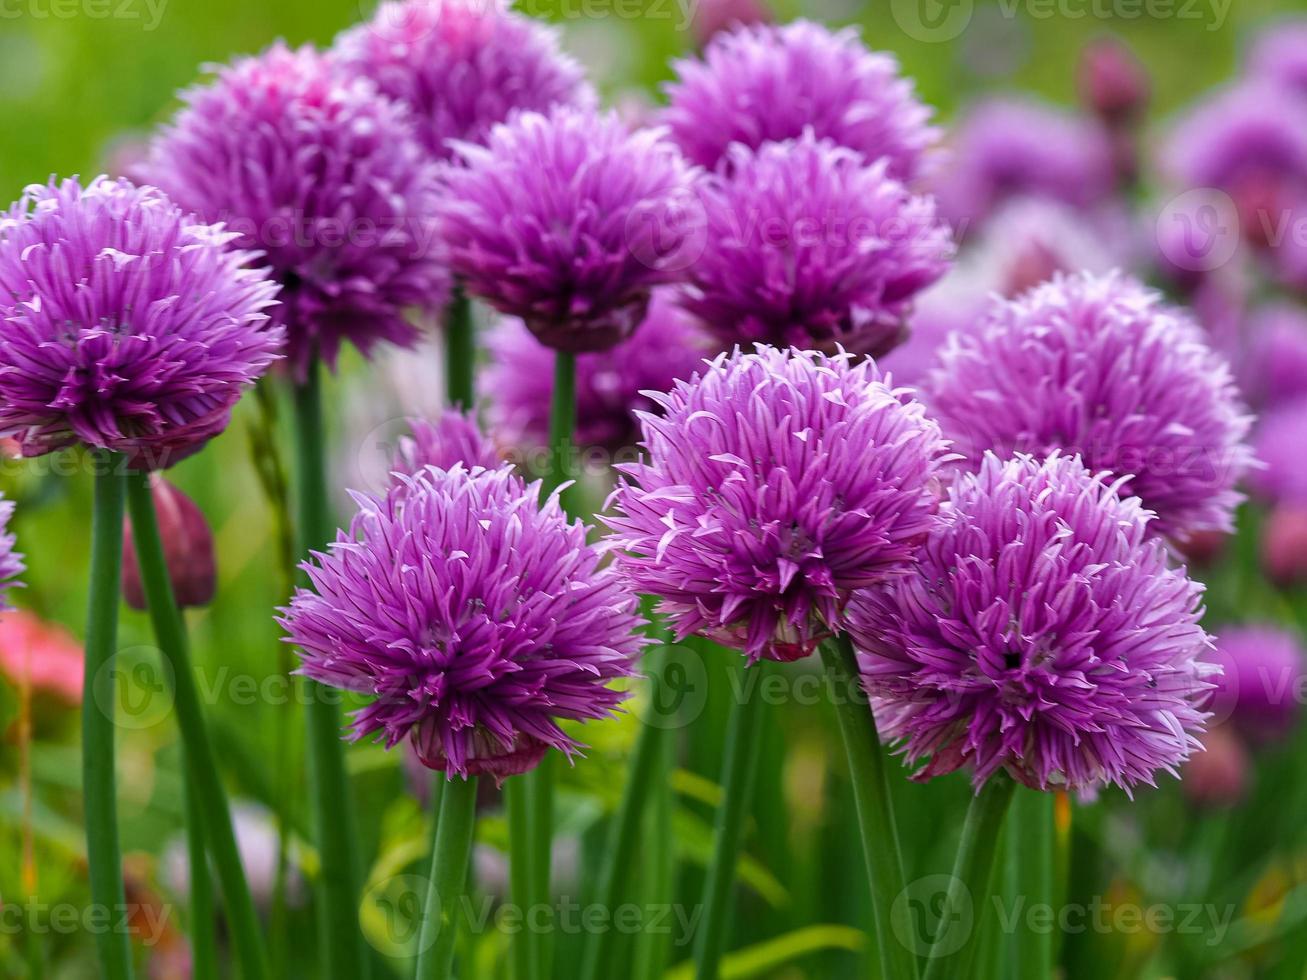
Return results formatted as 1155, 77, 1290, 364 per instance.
850, 452, 1216, 794
484, 289, 713, 454
281, 464, 643, 781
1247, 19, 1307, 96
682, 135, 952, 358
0, 494, 23, 609
606, 347, 950, 663
927, 271, 1253, 540
392, 410, 500, 477
661, 20, 936, 182
1250, 397, 1307, 506
438, 106, 696, 353
1206, 624, 1305, 743
0, 609, 80, 706
1241, 303, 1307, 410
145, 42, 449, 379
333, 0, 595, 160
0, 177, 281, 468
931, 98, 1115, 230
1078, 36, 1149, 127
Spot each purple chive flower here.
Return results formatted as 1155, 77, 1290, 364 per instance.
606, 347, 950, 664
145, 42, 449, 379
661, 20, 936, 181
391, 410, 500, 478
0, 177, 281, 469
681, 134, 952, 358
0, 494, 23, 609
850, 452, 1216, 793
438, 105, 696, 353
931, 97, 1115, 231
333, 0, 594, 160
484, 289, 712, 455
281, 464, 642, 781
1241, 303, 1307, 410
1206, 624, 1306, 743
1247, 19, 1307, 96
1250, 397, 1307, 506
927, 271, 1253, 540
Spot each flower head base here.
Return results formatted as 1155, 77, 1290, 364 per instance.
850, 452, 1216, 794
145, 42, 449, 378
927, 271, 1253, 540
607, 347, 949, 663
662, 20, 936, 181
438, 106, 696, 353
484, 290, 712, 454
334, 0, 594, 159
0, 177, 281, 469
281, 464, 642, 780
392, 410, 500, 478
681, 135, 952, 358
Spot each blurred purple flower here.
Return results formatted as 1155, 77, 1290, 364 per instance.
1247, 18, 1307, 96
606, 347, 949, 663
165, 801, 305, 910
484, 290, 711, 454
334, 0, 593, 160
1206, 625, 1305, 742
0, 177, 281, 469
928, 271, 1253, 540
1182, 726, 1248, 808
392, 410, 499, 478
438, 106, 696, 353
1263, 503, 1307, 585
1250, 397, 1307, 506
661, 20, 936, 181
0, 494, 22, 610
680, 134, 952, 358
145, 42, 448, 379
1079, 36, 1149, 127
282, 464, 642, 781
1240, 303, 1307, 410
850, 452, 1216, 793
688, 0, 771, 50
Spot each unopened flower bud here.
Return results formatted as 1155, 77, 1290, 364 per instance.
1079, 37, 1149, 127
123, 476, 216, 611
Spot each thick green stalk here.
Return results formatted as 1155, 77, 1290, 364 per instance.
632, 712, 676, 980
444, 287, 475, 411
545, 351, 576, 499
505, 779, 539, 980
579, 647, 670, 980
82, 452, 133, 980
818, 634, 919, 980
184, 767, 218, 980
1008, 787, 1054, 980
291, 358, 369, 980
693, 661, 770, 980
415, 777, 478, 980
125, 472, 269, 980
921, 774, 1017, 980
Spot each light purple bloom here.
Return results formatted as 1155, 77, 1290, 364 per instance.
1250, 397, 1307, 506
281, 464, 642, 781
334, 0, 594, 160
606, 347, 949, 663
1206, 624, 1306, 743
484, 290, 712, 454
0, 494, 23, 609
1240, 303, 1307, 410
681, 134, 952, 358
1247, 19, 1307, 96
928, 271, 1253, 540
931, 97, 1115, 231
849, 452, 1216, 793
145, 42, 449, 379
661, 20, 936, 181
392, 410, 500, 478
438, 106, 696, 353
0, 177, 281, 469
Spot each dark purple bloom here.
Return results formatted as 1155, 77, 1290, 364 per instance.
438, 106, 696, 353
392, 410, 500, 478
661, 20, 936, 182
606, 347, 949, 663
484, 289, 712, 455
333, 0, 594, 160
145, 42, 449, 379
1078, 36, 1149, 127
0, 177, 281, 469
850, 452, 1216, 793
281, 464, 642, 781
681, 134, 952, 358
0, 494, 23, 609
1206, 624, 1305, 743
927, 271, 1253, 540
931, 97, 1115, 231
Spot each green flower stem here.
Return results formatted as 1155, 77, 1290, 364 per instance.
921, 773, 1017, 980
415, 776, 479, 980
125, 471, 269, 980
693, 660, 770, 980
818, 634, 919, 980
291, 357, 370, 980
184, 767, 218, 980
82, 451, 133, 980
505, 779, 539, 980
579, 645, 671, 980
1008, 786, 1054, 980
632, 706, 676, 980
444, 287, 475, 411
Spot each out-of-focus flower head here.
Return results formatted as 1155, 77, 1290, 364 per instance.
1240, 303, 1307, 410
688, 0, 772, 50
1250, 397, 1307, 506
122, 477, 216, 611
1263, 503, 1307, 586
1182, 726, 1249, 808
1205, 624, 1306, 742
164, 801, 305, 909
1079, 36, 1149, 127
1246, 18, 1307, 97
391, 410, 500, 478
0, 609, 79, 706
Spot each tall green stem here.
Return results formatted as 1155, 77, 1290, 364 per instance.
1008, 787, 1054, 980
83, 452, 133, 980
632, 703, 676, 980
291, 357, 369, 980
184, 767, 218, 980
505, 779, 539, 980
125, 472, 268, 980
444, 287, 475, 411
818, 634, 919, 980
921, 774, 1017, 980
415, 777, 478, 980
545, 351, 576, 499
693, 661, 769, 980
